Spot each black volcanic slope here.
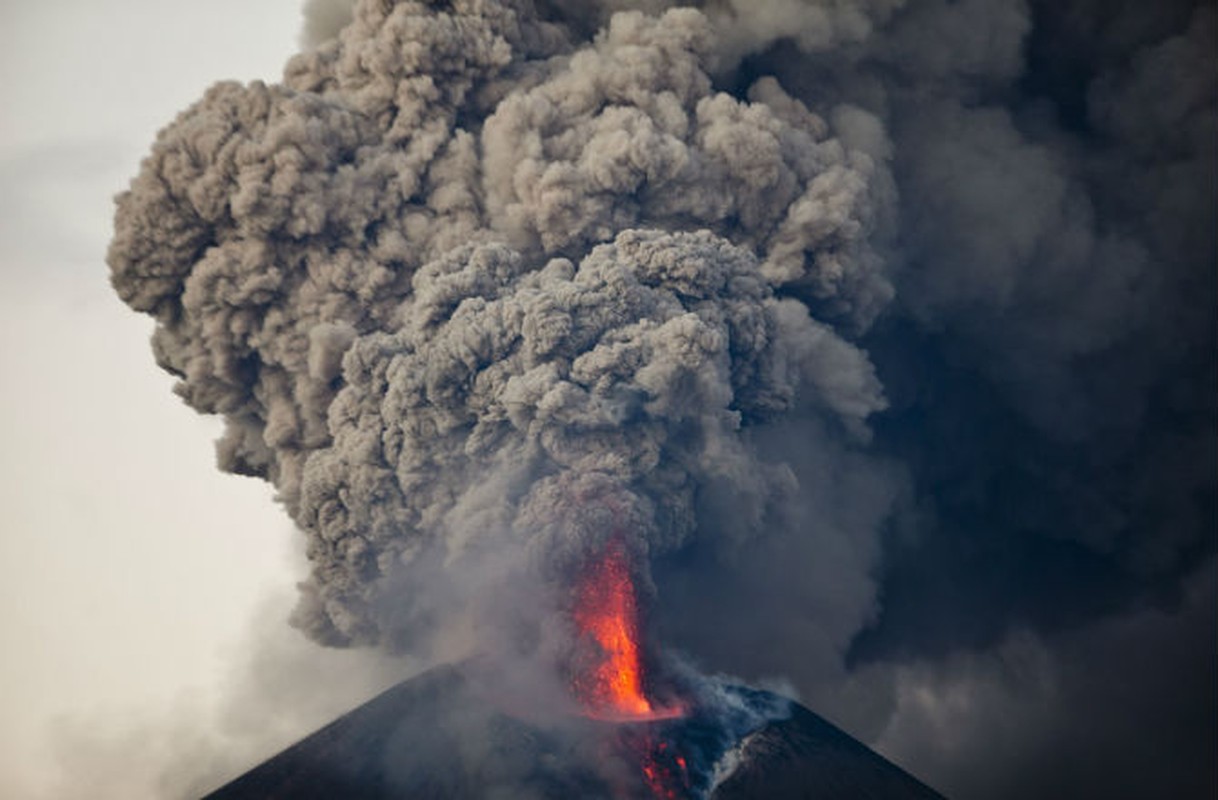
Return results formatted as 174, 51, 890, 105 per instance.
706, 700, 943, 800
203, 663, 943, 799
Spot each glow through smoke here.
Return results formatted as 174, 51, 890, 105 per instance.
571, 538, 690, 797
572, 538, 655, 719
570, 538, 685, 723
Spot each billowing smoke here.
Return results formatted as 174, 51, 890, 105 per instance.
109, 0, 1215, 796
109, 1, 888, 650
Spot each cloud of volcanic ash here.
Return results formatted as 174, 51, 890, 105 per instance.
108, 0, 892, 666
109, 0, 1215, 796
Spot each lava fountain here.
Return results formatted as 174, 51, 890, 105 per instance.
571, 538, 689, 797
571, 538, 682, 721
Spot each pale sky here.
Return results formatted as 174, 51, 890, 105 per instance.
0, 3, 395, 797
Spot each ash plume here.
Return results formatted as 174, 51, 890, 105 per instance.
109, 0, 1216, 796
109, 1, 888, 650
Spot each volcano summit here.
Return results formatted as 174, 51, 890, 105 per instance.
204, 661, 944, 799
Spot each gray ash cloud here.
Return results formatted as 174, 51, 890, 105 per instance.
109, 1, 1215, 797
110, 1, 889, 651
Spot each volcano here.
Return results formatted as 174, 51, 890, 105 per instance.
202, 662, 943, 799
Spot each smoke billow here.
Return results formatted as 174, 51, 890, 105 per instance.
110, 1, 888, 650
110, 0, 1215, 796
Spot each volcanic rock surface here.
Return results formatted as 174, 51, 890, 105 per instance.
203, 662, 943, 799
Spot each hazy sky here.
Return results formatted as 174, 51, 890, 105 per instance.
0, 3, 359, 796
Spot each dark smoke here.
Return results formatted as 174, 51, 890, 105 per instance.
109, 0, 1216, 797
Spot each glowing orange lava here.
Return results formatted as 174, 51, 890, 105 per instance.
641, 740, 690, 799
572, 539, 689, 798
572, 539, 654, 718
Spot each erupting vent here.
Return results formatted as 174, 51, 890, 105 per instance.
570, 539, 690, 797
571, 540, 683, 722
573, 539, 649, 718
